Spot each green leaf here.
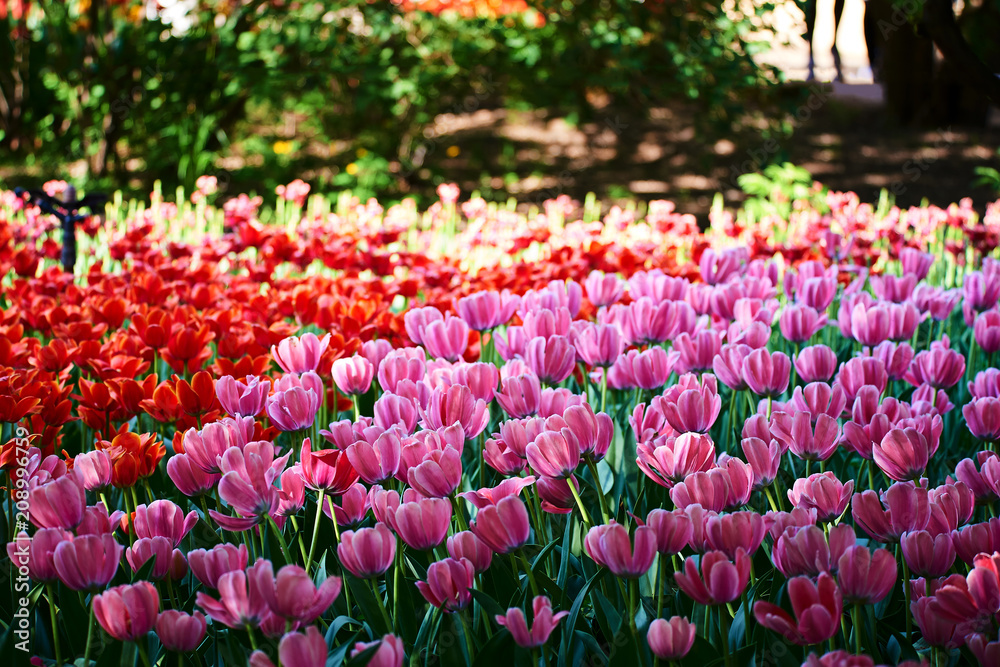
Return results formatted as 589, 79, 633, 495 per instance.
471, 629, 516, 667
345, 574, 388, 636
558, 568, 606, 667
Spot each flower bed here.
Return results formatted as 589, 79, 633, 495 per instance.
3, 181, 1000, 666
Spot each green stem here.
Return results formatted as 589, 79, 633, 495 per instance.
601, 366, 608, 415
370, 578, 393, 632
899, 545, 913, 643
629, 578, 638, 634
83, 599, 96, 665
718, 606, 732, 667
136, 642, 152, 667
305, 488, 326, 574
459, 610, 476, 662
656, 555, 666, 620
47, 582, 63, 666
567, 476, 592, 527
585, 457, 611, 525
852, 604, 863, 655
451, 495, 469, 533
265, 515, 292, 565
352, 395, 360, 422
517, 550, 540, 597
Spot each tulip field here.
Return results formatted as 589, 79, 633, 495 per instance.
5, 178, 1000, 667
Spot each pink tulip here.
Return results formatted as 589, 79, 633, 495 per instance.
470, 495, 531, 554
770, 410, 840, 462
773, 524, 854, 577
377, 351, 426, 394
257, 562, 341, 623
969, 633, 1000, 667
404, 306, 444, 346
332, 354, 375, 396
573, 322, 625, 368
787, 472, 853, 522
524, 335, 576, 385
585, 270, 626, 307
271, 332, 330, 374
536, 476, 580, 514
447, 531, 493, 573
266, 385, 321, 431
347, 429, 402, 485
422, 316, 469, 361
964, 397, 1000, 441
416, 557, 475, 612
641, 509, 692, 555
73, 450, 112, 491
836, 544, 897, 604
407, 448, 463, 498
216, 375, 270, 418
362, 339, 394, 375
187, 543, 248, 589
763, 508, 817, 541
742, 436, 781, 488
451, 362, 500, 403
527, 430, 580, 479
673, 330, 723, 374
457, 289, 519, 331
780, 304, 828, 342
904, 337, 966, 389
126, 536, 187, 580
494, 373, 542, 419
794, 345, 838, 383
350, 633, 405, 667
754, 572, 843, 645
900, 247, 934, 279
300, 439, 359, 493
6, 528, 69, 583
132, 499, 198, 547
873, 427, 929, 482
195, 561, 271, 628
29, 472, 85, 530
182, 417, 254, 474
714, 343, 752, 390
900, 530, 956, 577
628, 269, 690, 303
705, 510, 765, 558
674, 549, 750, 605
742, 348, 791, 397
155, 610, 207, 653
420, 384, 489, 438
252, 626, 330, 667
93, 581, 160, 642
538, 387, 585, 418
496, 596, 569, 648
166, 453, 220, 496
659, 373, 721, 434
836, 357, 888, 404
323, 482, 370, 528
584, 522, 657, 578
53, 532, 123, 591
911, 596, 960, 648
851, 483, 930, 543
646, 616, 696, 661
389, 498, 452, 550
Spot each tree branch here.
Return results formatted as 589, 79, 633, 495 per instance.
921, 0, 1000, 106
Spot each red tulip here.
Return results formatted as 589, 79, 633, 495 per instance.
754, 572, 843, 645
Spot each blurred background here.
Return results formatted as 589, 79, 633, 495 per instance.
1, 0, 999, 215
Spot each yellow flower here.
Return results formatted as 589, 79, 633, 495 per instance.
446, 145, 460, 157
346, 163, 359, 176
273, 140, 293, 155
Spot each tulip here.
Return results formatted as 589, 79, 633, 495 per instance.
389, 498, 452, 550
536, 476, 580, 514
673, 330, 723, 374
779, 304, 827, 342
251, 626, 330, 667
770, 411, 840, 462
646, 616, 696, 661
763, 508, 817, 541
93, 581, 160, 642
837, 545, 897, 604
496, 596, 569, 648
132, 499, 198, 547
585, 270, 626, 307
794, 345, 837, 382
166, 453, 220, 496
573, 322, 625, 368
524, 335, 576, 385
457, 289, 519, 331
674, 549, 750, 605
347, 429, 402, 485
447, 531, 493, 574
155, 610, 207, 653
787, 472, 853, 522
964, 397, 1000, 441
754, 572, 843, 645
271, 333, 330, 374
258, 562, 341, 624
53, 533, 123, 591
422, 316, 470, 361
584, 522, 657, 578
873, 428, 929, 482
187, 543, 249, 589
658, 374, 722, 434
182, 417, 254, 474
266, 385, 321, 431
705, 511, 766, 559
742, 436, 781, 488
29, 472, 86, 530
742, 348, 791, 397
714, 343, 752, 390
73, 450, 113, 491
350, 633, 406, 667
905, 339, 966, 389
911, 596, 960, 648
195, 562, 271, 629
126, 536, 187, 580
470, 495, 531, 554
215, 375, 270, 418
416, 557, 475, 612
6, 528, 69, 583
300, 439, 359, 493
332, 355, 375, 396
836, 357, 888, 403
900, 530, 956, 577
642, 509, 692, 555
362, 339, 394, 376
772, 524, 854, 578
526, 431, 580, 479
377, 352, 426, 394
339, 523, 397, 578
419, 384, 490, 438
